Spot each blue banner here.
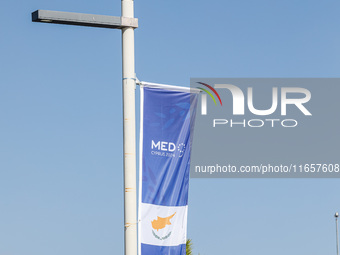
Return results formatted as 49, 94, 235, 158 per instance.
138, 83, 198, 255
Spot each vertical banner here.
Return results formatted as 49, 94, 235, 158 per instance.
138, 83, 199, 254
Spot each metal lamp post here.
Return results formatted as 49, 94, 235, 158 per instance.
32, 1, 138, 254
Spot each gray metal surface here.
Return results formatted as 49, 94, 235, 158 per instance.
32, 10, 138, 29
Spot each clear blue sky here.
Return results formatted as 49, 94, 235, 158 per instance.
1, 0, 340, 254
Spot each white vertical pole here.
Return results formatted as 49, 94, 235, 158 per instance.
121, 0, 137, 254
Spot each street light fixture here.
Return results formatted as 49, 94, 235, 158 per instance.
32, 10, 138, 29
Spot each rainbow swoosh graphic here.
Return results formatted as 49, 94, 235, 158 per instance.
197, 82, 223, 106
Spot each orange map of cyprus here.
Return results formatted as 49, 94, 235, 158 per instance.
151, 213, 176, 231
